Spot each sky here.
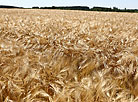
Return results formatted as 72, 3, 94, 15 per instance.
0, 0, 138, 9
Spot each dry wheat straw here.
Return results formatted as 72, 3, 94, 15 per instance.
0, 9, 138, 102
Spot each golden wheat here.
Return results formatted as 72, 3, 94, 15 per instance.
0, 9, 138, 102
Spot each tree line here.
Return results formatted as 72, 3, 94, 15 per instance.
0, 5, 137, 13
0, 5, 23, 8
32, 6, 138, 13
33, 6, 90, 10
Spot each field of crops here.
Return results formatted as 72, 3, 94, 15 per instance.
0, 9, 138, 102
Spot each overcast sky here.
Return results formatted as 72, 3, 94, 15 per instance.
0, 0, 138, 9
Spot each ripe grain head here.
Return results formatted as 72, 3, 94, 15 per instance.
0, 9, 138, 102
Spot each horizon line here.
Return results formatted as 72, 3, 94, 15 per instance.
0, 5, 138, 9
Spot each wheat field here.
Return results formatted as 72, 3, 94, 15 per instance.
0, 9, 138, 102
